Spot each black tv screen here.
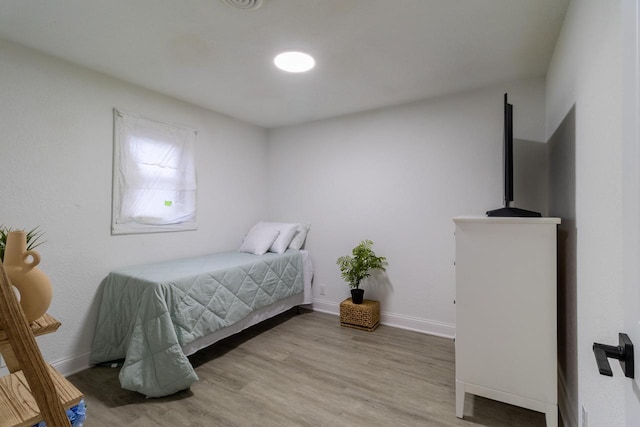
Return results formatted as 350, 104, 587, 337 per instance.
504, 93, 514, 205
486, 93, 541, 217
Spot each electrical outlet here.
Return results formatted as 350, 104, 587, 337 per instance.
319, 284, 326, 296
582, 405, 588, 427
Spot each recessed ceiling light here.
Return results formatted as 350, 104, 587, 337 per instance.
273, 51, 315, 73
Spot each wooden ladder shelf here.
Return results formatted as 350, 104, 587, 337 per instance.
0, 261, 83, 427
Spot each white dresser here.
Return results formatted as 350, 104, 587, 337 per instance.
453, 216, 560, 427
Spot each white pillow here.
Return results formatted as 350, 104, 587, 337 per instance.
261, 222, 298, 254
238, 224, 280, 255
289, 223, 310, 250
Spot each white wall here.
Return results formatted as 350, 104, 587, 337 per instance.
546, 1, 624, 426
266, 79, 546, 336
548, 105, 578, 427
0, 39, 269, 374
621, 0, 640, 423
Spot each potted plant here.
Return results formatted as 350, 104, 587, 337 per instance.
0, 225, 45, 262
337, 239, 387, 304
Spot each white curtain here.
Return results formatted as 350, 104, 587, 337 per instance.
112, 109, 197, 234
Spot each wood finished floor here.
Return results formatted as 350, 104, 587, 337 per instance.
69, 309, 549, 426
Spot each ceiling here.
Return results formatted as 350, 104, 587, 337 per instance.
0, 0, 569, 129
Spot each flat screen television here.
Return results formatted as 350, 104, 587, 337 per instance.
486, 93, 541, 217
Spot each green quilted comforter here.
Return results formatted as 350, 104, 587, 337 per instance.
90, 250, 304, 397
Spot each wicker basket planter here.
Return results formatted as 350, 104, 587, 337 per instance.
339, 298, 380, 331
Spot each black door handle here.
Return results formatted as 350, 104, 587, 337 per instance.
593, 333, 634, 378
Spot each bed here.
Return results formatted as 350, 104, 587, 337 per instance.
89, 247, 313, 398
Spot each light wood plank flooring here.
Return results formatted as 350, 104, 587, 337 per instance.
68, 309, 550, 426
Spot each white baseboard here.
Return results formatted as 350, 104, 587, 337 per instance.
312, 298, 455, 339
381, 311, 455, 339
311, 298, 341, 315
0, 352, 91, 378
558, 370, 578, 427
51, 351, 92, 377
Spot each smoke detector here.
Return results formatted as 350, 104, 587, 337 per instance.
221, 0, 263, 10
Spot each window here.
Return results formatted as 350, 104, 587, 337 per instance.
112, 109, 197, 234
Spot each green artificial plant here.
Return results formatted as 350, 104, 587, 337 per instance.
336, 239, 388, 289
0, 225, 46, 262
